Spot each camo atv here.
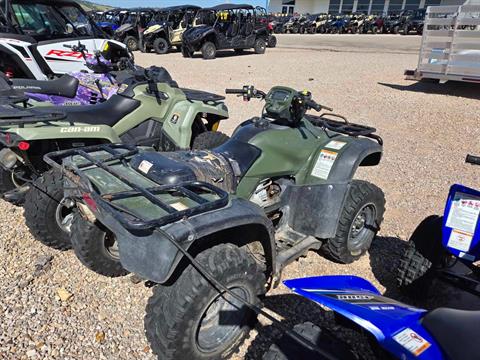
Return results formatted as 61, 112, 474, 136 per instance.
47, 85, 385, 359
0, 67, 229, 252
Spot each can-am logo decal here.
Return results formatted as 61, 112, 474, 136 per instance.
60, 127, 100, 133
46, 49, 93, 60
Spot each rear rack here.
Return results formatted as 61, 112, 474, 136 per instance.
44, 144, 229, 231
306, 113, 383, 145
0, 105, 66, 127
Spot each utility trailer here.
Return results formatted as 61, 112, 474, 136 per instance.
405, 3, 480, 83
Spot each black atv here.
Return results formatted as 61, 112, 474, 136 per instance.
401, 9, 426, 35
182, 4, 269, 60
114, 9, 154, 51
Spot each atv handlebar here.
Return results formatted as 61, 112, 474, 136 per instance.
466, 154, 480, 166
305, 99, 333, 112
226, 86, 267, 101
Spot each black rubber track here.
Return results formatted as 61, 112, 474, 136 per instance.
70, 213, 129, 277
24, 169, 72, 250
324, 180, 385, 264
192, 131, 229, 150
145, 243, 266, 360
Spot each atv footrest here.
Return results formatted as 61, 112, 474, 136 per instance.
44, 144, 230, 232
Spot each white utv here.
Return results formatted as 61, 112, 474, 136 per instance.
0, 0, 132, 80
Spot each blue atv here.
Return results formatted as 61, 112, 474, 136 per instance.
264, 275, 478, 360
397, 154, 480, 298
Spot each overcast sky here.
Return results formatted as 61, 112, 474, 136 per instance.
91, 0, 269, 8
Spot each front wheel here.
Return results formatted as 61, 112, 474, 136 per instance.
192, 131, 229, 150
254, 38, 266, 54
70, 213, 129, 277
153, 37, 169, 55
124, 36, 138, 52
145, 244, 266, 360
24, 170, 73, 250
201, 41, 216, 60
268, 35, 277, 48
397, 215, 447, 298
323, 180, 385, 264
181, 46, 193, 58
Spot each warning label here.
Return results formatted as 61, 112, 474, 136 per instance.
393, 328, 431, 356
312, 150, 338, 180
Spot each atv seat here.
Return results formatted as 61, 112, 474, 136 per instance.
36, 95, 140, 127
422, 308, 480, 360
11, 75, 80, 98
130, 138, 260, 193
181, 88, 225, 102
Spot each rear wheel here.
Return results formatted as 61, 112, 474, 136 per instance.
153, 37, 169, 55
192, 131, 229, 150
70, 213, 129, 277
268, 35, 277, 48
201, 42, 216, 60
24, 170, 73, 251
124, 36, 138, 51
254, 38, 266, 54
145, 244, 265, 360
181, 46, 193, 58
393, 25, 400, 34
263, 322, 356, 360
397, 215, 447, 298
324, 180, 385, 264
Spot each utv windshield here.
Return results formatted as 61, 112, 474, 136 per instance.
12, 2, 95, 41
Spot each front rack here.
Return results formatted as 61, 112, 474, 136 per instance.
45, 144, 230, 231
307, 113, 383, 145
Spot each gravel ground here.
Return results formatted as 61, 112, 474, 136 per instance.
1, 34, 480, 360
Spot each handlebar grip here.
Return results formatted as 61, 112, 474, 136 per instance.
466, 154, 480, 165
63, 44, 73, 49
225, 89, 246, 94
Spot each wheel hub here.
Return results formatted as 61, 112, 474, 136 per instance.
55, 198, 75, 234
196, 287, 248, 353
347, 204, 376, 255
103, 232, 120, 260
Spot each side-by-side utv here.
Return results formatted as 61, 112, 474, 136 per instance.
182, 4, 269, 60
141, 5, 200, 54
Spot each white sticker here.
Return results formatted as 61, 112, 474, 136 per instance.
312, 150, 338, 180
459, 252, 476, 261
393, 328, 431, 357
447, 230, 473, 252
446, 193, 480, 234
326, 140, 347, 150
138, 160, 153, 174
170, 202, 189, 211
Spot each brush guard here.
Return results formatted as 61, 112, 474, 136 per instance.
44, 144, 230, 232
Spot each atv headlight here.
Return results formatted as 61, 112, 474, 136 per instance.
0, 148, 19, 169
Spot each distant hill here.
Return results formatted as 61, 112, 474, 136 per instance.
78, 0, 113, 11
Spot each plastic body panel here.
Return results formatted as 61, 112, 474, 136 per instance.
442, 184, 480, 262
284, 275, 445, 360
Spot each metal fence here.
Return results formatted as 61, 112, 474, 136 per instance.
413, 4, 480, 83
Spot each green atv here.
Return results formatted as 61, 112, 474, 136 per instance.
0, 67, 229, 250
45, 85, 385, 360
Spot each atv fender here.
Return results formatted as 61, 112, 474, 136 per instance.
95, 198, 276, 284
287, 138, 382, 239
161, 100, 229, 150
0, 124, 121, 144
